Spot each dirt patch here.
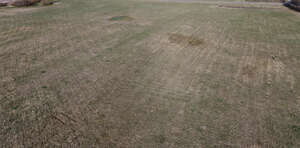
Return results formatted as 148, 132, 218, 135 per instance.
168, 33, 203, 46
242, 65, 257, 78
109, 16, 134, 21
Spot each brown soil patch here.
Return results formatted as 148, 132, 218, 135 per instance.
109, 16, 134, 21
242, 65, 257, 78
168, 33, 203, 46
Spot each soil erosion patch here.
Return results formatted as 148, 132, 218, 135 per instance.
168, 33, 203, 46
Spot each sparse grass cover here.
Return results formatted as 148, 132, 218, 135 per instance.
109, 15, 134, 21
1, 0, 300, 147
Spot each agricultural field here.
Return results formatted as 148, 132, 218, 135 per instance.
1, 0, 300, 147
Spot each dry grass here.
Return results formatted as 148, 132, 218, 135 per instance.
218, 4, 282, 9
0, 0, 300, 147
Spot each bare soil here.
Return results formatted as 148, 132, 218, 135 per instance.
168, 33, 204, 46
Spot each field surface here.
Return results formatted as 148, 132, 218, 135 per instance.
1, 0, 300, 147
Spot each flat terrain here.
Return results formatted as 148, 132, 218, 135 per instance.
1, 0, 300, 147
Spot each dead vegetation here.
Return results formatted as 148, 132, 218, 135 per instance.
242, 65, 257, 79
0, 0, 300, 147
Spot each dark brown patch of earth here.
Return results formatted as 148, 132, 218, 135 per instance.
242, 65, 257, 78
168, 33, 203, 46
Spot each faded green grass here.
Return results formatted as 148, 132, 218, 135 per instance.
1, 0, 300, 147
